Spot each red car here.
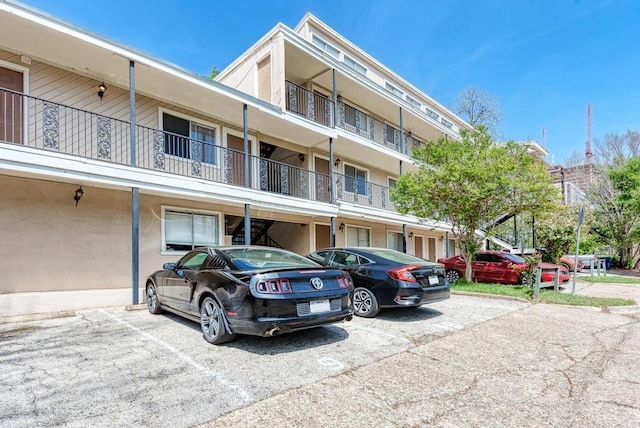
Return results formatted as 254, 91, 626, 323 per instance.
437, 251, 570, 285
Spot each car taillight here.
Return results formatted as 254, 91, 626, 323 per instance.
256, 279, 292, 294
336, 275, 353, 289
387, 265, 419, 282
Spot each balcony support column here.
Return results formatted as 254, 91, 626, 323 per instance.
399, 160, 403, 176
329, 136, 336, 246
403, 224, 408, 253
331, 217, 336, 247
399, 107, 405, 154
243, 103, 251, 245
332, 69, 337, 128
445, 231, 450, 257
129, 60, 139, 305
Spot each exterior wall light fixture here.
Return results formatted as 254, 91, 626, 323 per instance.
98, 82, 107, 100
74, 186, 84, 206
339, 222, 345, 231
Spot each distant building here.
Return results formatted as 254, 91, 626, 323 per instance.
549, 163, 594, 205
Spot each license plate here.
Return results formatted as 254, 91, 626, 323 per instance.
309, 299, 331, 313
428, 275, 440, 285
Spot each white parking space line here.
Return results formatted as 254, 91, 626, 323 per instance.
99, 309, 252, 403
347, 325, 413, 345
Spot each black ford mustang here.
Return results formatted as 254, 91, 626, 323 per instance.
146, 246, 354, 344
308, 247, 449, 317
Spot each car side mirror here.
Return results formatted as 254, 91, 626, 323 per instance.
163, 262, 176, 270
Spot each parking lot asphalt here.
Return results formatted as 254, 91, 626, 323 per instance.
1, 283, 638, 427
1, 295, 527, 427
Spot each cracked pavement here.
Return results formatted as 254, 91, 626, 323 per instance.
206, 303, 640, 427
1, 288, 638, 427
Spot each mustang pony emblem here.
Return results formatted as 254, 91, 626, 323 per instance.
310, 277, 324, 290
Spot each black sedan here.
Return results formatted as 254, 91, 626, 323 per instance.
146, 246, 354, 344
307, 247, 449, 317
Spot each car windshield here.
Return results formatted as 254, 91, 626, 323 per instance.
219, 247, 321, 270
502, 253, 526, 263
364, 248, 431, 264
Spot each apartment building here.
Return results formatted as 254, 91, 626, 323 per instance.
0, 2, 469, 295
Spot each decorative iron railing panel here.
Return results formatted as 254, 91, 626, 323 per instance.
334, 172, 394, 211
285, 81, 334, 127
336, 100, 423, 157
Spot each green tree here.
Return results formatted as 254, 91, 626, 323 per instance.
590, 158, 640, 268
209, 66, 220, 79
392, 127, 559, 281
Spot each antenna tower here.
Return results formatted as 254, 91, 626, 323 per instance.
585, 104, 593, 162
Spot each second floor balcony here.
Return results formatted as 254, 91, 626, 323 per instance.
1, 88, 399, 214
284, 81, 424, 158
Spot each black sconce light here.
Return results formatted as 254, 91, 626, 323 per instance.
337, 94, 342, 102
334, 158, 341, 168
298, 153, 305, 163
74, 186, 84, 206
339, 222, 345, 231
439, 236, 444, 242
408, 232, 414, 238
98, 82, 107, 100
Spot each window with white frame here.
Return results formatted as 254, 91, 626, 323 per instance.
163, 208, 219, 252
385, 81, 404, 98
405, 95, 421, 109
162, 112, 217, 164
387, 231, 404, 252
311, 35, 339, 59
347, 226, 370, 247
425, 108, 439, 121
343, 55, 367, 76
441, 117, 454, 129
343, 104, 368, 132
344, 164, 367, 196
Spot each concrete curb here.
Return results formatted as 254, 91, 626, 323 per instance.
451, 290, 530, 303
0, 310, 77, 325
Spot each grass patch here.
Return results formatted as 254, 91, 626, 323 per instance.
578, 275, 640, 284
451, 281, 635, 307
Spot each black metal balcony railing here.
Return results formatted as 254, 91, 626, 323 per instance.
0, 88, 398, 211
285, 81, 334, 127
334, 172, 394, 211
336, 100, 423, 157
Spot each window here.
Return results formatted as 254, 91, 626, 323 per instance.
425, 108, 439, 121
344, 164, 367, 196
385, 125, 397, 146
343, 104, 368, 132
343, 55, 367, 76
387, 232, 404, 252
330, 251, 359, 267
312, 35, 339, 59
441, 117, 453, 129
163, 208, 219, 252
177, 252, 209, 270
388, 177, 397, 188
346, 226, 370, 247
162, 112, 217, 164
385, 81, 404, 98
405, 95, 421, 109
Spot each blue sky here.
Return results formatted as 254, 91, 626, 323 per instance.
21, 0, 639, 164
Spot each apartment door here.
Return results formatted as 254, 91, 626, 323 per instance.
315, 224, 330, 250
314, 157, 331, 202
414, 236, 424, 259
428, 237, 437, 262
226, 134, 251, 186
0, 67, 23, 144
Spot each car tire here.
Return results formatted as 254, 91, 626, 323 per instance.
353, 287, 380, 318
446, 269, 461, 283
519, 273, 533, 286
146, 283, 162, 314
200, 296, 236, 345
